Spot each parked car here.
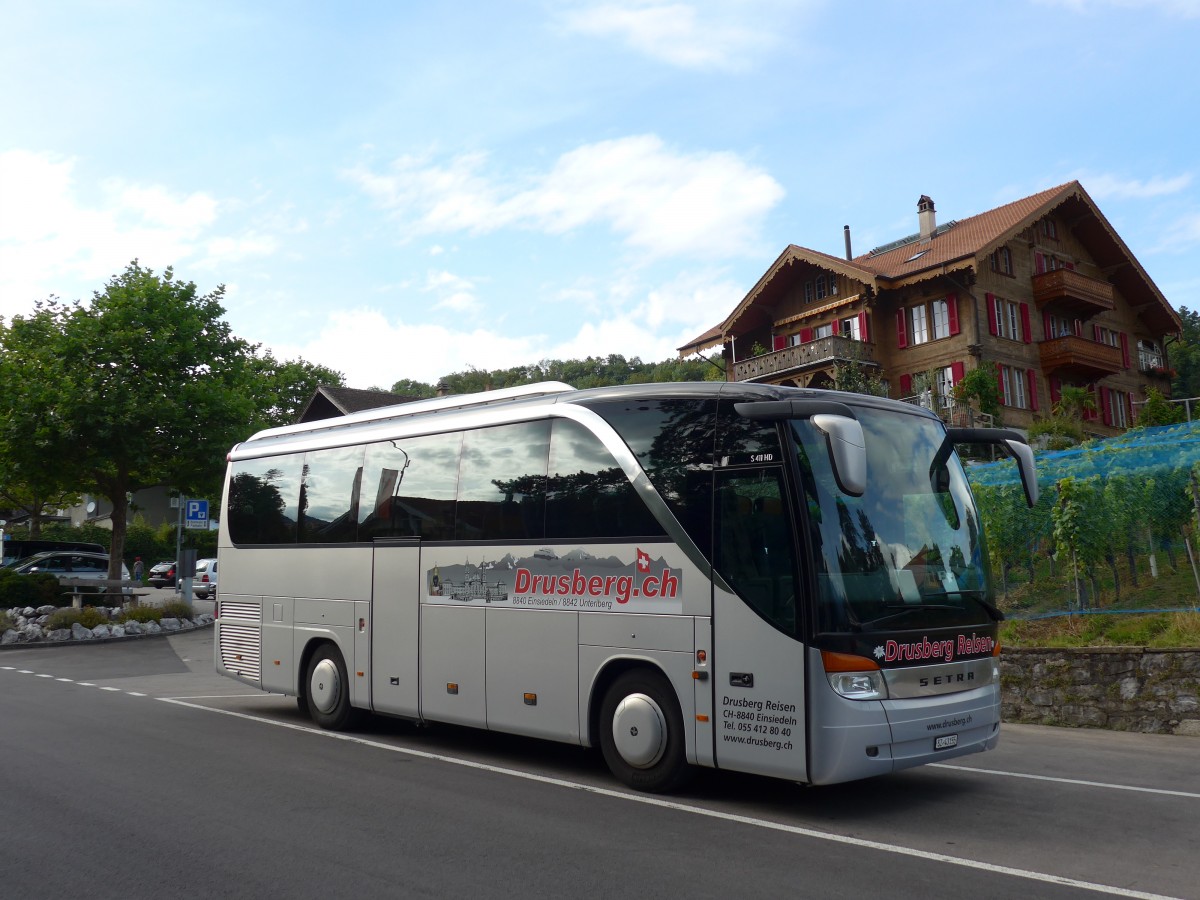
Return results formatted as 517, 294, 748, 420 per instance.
148, 560, 177, 588
9, 551, 130, 589
193, 558, 218, 600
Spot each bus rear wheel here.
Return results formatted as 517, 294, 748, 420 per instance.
599, 669, 690, 793
304, 644, 361, 731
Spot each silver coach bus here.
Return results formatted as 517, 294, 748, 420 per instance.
214, 381, 1037, 792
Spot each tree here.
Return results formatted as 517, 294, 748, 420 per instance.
0, 262, 256, 580
390, 378, 437, 399
1028, 384, 1095, 450
952, 362, 1003, 425
1136, 387, 1184, 427
247, 353, 346, 431
1170, 306, 1199, 401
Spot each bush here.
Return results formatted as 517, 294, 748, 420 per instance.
159, 599, 195, 619
0, 569, 67, 607
44, 606, 109, 631
0, 609, 13, 631
118, 606, 163, 624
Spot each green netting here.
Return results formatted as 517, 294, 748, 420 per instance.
965, 421, 1200, 617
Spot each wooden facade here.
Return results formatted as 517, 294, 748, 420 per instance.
680, 182, 1182, 436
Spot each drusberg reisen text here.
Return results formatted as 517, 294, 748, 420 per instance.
880, 633, 995, 664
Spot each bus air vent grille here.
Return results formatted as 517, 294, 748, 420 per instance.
218, 601, 262, 681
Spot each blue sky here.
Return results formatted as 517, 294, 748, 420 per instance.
2, 0, 1197, 389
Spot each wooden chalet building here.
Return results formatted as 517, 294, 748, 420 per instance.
679, 181, 1181, 435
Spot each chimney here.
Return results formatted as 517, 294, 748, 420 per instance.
843, 225, 852, 260
918, 195, 936, 240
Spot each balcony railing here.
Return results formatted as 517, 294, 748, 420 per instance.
733, 336, 877, 382
1038, 334, 1124, 379
1031, 268, 1114, 318
901, 393, 995, 429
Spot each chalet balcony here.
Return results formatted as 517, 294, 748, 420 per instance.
1031, 268, 1114, 318
733, 335, 877, 382
1038, 334, 1124, 380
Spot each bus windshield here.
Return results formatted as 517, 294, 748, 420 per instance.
791, 406, 995, 634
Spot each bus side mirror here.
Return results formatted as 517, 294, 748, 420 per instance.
946, 427, 1039, 508
812, 414, 866, 497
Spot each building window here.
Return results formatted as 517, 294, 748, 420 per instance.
1041, 219, 1058, 240
991, 246, 1014, 276
840, 315, 861, 341
1138, 339, 1164, 371
932, 298, 951, 340
1109, 389, 1129, 428
1047, 313, 1074, 339
813, 323, 833, 340
910, 305, 929, 345
804, 281, 814, 303
815, 275, 828, 300
1095, 326, 1119, 348
829, 274, 838, 295
990, 294, 1027, 342
1000, 366, 1028, 409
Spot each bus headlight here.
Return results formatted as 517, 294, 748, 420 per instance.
826, 670, 888, 700
821, 650, 889, 700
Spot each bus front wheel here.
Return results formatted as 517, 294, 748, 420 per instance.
599, 669, 690, 793
304, 644, 360, 730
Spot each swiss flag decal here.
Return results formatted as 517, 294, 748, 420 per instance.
636, 549, 651, 573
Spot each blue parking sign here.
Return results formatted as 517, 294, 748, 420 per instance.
185, 498, 209, 530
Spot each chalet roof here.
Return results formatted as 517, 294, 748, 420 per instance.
295, 385, 422, 424
679, 180, 1181, 355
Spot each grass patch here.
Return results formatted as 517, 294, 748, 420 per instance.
118, 606, 162, 624
159, 600, 194, 619
44, 606, 109, 631
1001, 611, 1200, 649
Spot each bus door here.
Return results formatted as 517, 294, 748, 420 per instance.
370, 538, 422, 718
711, 467, 808, 782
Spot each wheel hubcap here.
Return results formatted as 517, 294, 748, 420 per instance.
612, 693, 667, 769
310, 658, 340, 714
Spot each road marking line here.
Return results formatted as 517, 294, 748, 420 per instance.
930, 763, 1200, 800
99, 686, 120, 692
1, 666, 14, 670
127, 692, 147, 697
77, 682, 94, 686
158, 697, 1180, 900
35, 673, 54, 678
161, 693, 276, 700
56, 678, 73, 682
18, 669, 34, 674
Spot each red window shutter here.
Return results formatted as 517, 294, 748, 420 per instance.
986, 293, 998, 336
997, 367, 1006, 406
1093, 324, 1101, 342
1035, 252, 1046, 275
1085, 384, 1098, 421
772, 335, 785, 351
951, 361, 965, 384
1020, 303, 1031, 344
1049, 377, 1061, 405
1065, 261, 1075, 270
900, 373, 912, 396
830, 319, 840, 336
947, 294, 960, 335
1073, 319, 1082, 337
1125, 393, 1133, 426
800, 328, 813, 343
1043, 311, 1052, 340
896, 309, 907, 348
858, 311, 870, 342
1027, 370, 1039, 412
1100, 386, 1112, 425
1119, 332, 1130, 368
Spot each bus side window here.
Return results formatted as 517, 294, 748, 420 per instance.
713, 469, 797, 634
361, 432, 462, 541
456, 421, 549, 542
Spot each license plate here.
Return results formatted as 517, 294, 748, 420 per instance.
934, 734, 958, 751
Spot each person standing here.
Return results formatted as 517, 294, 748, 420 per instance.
133, 556, 144, 584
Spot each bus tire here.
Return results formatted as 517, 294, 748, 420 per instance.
304, 644, 361, 731
599, 669, 691, 793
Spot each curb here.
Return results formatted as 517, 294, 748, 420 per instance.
0, 619, 214, 651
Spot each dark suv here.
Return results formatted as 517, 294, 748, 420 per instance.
148, 560, 177, 588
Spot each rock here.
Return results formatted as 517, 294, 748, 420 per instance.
71, 622, 93, 640
21, 607, 35, 617
90, 624, 110, 639
124, 621, 142, 635
36, 615, 50, 626
160, 617, 181, 632
1, 629, 20, 645
46, 629, 71, 642
21, 624, 43, 641
143, 620, 162, 634
36, 605, 56, 616
110, 624, 126, 638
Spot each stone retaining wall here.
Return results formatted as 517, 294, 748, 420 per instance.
1001, 647, 1200, 736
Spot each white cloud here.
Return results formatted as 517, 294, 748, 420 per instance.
1034, 0, 1200, 16
1078, 172, 1193, 200
1151, 212, 1200, 254
556, 1, 793, 70
0, 149, 281, 315
279, 266, 742, 389
346, 135, 784, 261
424, 269, 482, 312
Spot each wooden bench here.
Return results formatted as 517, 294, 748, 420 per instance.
57, 577, 151, 609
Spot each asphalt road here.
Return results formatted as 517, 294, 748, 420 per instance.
1, 629, 1197, 900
